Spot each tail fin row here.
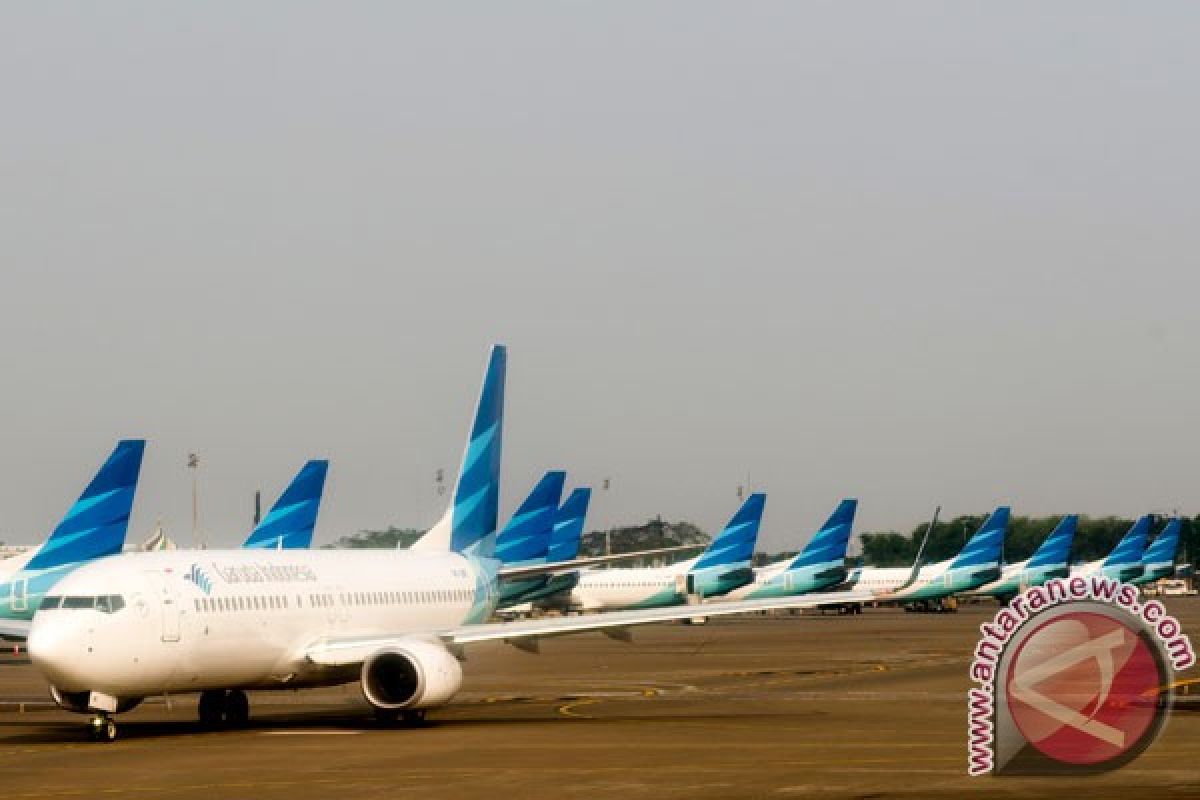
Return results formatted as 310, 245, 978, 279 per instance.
1026, 514, 1078, 569
1104, 515, 1152, 566
242, 460, 329, 550
1144, 517, 1183, 564
493, 471, 566, 565
26, 440, 146, 571
548, 488, 592, 563
693, 493, 766, 571
948, 507, 1010, 571
787, 498, 857, 570
411, 345, 506, 557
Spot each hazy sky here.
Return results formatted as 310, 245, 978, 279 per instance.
2, 4, 1198, 553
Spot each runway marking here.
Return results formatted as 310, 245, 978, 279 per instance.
258, 730, 363, 736
557, 698, 601, 717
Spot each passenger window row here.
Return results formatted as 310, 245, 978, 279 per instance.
192, 587, 476, 614
195, 595, 289, 613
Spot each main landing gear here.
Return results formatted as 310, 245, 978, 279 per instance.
198, 689, 251, 729
373, 707, 427, 727
88, 714, 118, 743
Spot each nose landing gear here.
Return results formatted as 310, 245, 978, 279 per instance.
87, 714, 117, 742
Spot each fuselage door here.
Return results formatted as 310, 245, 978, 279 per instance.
144, 571, 181, 643
11, 578, 27, 613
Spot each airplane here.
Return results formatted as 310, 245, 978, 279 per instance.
1069, 515, 1151, 583
1131, 517, 1183, 586
26, 346, 870, 741
241, 460, 330, 550
715, 498, 857, 601
853, 507, 1010, 611
565, 493, 766, 612
965, 514, 1078, 601
0, 440, 145, 640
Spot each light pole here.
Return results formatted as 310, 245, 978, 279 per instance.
188, 453, 201, 549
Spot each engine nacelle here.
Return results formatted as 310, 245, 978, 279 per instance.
360, 638, 462, 711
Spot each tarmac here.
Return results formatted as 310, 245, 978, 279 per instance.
0, 601, 1197, 799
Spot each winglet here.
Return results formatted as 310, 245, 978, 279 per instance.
411, 345, 506, 555
693, 493, 766, 571
896, 506, 939, 590
26, 440, 146, 571
242, 460, 329, 549
786, 498, 857, 570
494, 471, 566, 566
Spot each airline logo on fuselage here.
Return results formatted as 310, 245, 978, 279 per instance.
185, 564, 214, 594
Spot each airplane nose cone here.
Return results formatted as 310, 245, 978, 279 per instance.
28, 617, 91, 690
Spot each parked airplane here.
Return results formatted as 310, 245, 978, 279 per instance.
966, 514, 1078, 601
853, 507, 1009, 610
1131, 517, 1183, 586
1070, 515, 1151, 583
566, 493, 765, 612
0, 440, 145, 640
242, 460, 329, 550
716, 498, 857, 601
25, 348, 869, 741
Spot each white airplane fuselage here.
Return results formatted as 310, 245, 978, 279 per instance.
29, 549, 492, 701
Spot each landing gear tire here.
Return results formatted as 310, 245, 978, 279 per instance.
198, 689, 250, 729
401, 710, 426, 727
373, 708, 401, 724
225, 690, 250, 728
88, 715, 117, 743
198, 690, 225, 728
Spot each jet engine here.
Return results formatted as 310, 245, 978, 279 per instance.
360, 638, 462, 711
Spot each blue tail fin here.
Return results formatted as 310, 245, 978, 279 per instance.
494, 471, 566, 565
1104, 515, 1151, 566
786, 498, 857, 570
1026, 514, 1078, 569
1143, 518, 1182, 565
948, 507, 1009, 571
26, 440, 146, 571
411, 345, 506, 555
242, 460, 329, 549
693, 493, 766, 570
547, 488, 592, 563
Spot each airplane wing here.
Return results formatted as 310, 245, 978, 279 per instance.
0, 619, 31, 642
304, 588, 874, 667
496, 544, 702, 582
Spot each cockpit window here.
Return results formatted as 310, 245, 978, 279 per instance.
50, 595, 126, 613
39, 596, 62, 610
95, 595, 125, 613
